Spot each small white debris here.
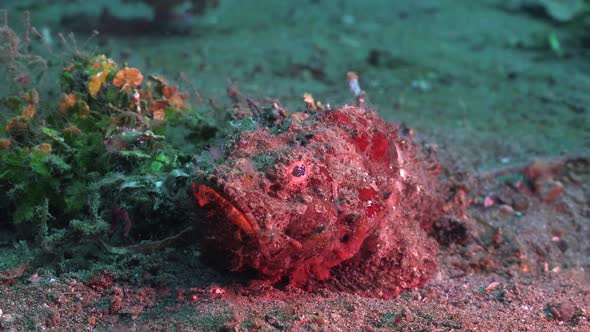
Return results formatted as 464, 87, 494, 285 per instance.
483, 196, 495, 208
341, 14, 355, 25
411, 79, 431, 91
485, 281, 501, 293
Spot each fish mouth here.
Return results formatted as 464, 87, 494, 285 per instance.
192, 183, 260, 235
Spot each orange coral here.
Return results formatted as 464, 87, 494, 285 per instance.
19, 89, 39, 120
88, 70, 111, 97
91, 56, 117, 72
59, 93, 90, 118
20, 103, 36, 120
148, 99, 168, 122
162, 85, 187, 109
62, 126, 81, 137
59, 94, 79, 112
113, 68, 144, 92
149, 100, 168, 112
33, 143, 52, 155
5, 117, 29, 133
23, 89, 39, 105
140, 84, 153, 101
78, 102, 90, 118
152, 109, 166, 121
0, 138, 11, 150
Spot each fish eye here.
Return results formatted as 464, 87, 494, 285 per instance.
291, 164, 306, 177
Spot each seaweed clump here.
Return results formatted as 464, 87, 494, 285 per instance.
0, 15, 219, 257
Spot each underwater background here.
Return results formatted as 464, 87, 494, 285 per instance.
0, 0, 589, 330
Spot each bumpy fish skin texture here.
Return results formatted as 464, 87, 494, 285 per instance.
194, 105, 445, 298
